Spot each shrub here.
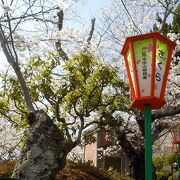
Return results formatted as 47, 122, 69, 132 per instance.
56, 161, 133, 180
165, 153, 176, 165
56, 161, 111, 180
153, 154, 173, 180
0, 160, 133, 180
107, 167, 133, 180
153, 156, 164, 171
156, 170, 172, 180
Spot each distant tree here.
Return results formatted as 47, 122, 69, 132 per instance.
0, 49, 129, 179
97, 1, 180, 179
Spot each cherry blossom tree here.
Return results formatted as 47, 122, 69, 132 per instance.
0, 0, 179, 179
0, 1, 129, 179
97, 1, 179, 179
0, 0, 103, 179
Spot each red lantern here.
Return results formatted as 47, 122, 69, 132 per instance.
121, 32, 176, 110
172, 143, 179, 153
170, 125, 180, 144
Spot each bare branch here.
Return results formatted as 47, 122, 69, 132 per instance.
168, 79, 180, 88
6, 13, 18, 63
133, 110, 145, 136
152, 121, 170, 142
0, 8, 56, 23
55, 98, 72, 141
53, 9, 69, 61
0, 24, 35, 112
83, 121, 99, 130
57, 10, 64, 31
7, 0, 37, 38
55, 40, 69, 61
87, 18, 96, 43
76, 115, 85, 145
158, 0, 179, 16
158, 0, 179, 33
116, 128, 139, 158
120, 0, 142, 34
153, 131, 169, 153
152, 105, 180, 120
96, 12, 123, 47
0, 113, 20, 127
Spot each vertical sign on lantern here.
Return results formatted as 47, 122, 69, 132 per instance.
133, 39, 153, 97
155, 39, 169, 97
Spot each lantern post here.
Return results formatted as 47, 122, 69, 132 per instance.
145, 104, 152, 180
121, 32, 176, 180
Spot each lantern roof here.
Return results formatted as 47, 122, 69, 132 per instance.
121, 32, 176, 56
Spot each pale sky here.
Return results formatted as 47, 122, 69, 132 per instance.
83, 0, 110, 18
0, 0, 110, 71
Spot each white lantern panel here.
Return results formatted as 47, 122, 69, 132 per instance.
126, 49, 136, 96
155, 39, 169, 97
133, 39, 153, 97
174, 128, 180, 140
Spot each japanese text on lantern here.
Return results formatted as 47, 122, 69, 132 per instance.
155, 39, 169, 97
156, 50, 165, 81
142, 47, 147, 80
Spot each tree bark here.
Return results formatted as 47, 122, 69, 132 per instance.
11, 110, 70, 180
0, 24, 35, 112
130, 152, 145, 180
116, 129, 157, 180
130, 151, 157, 180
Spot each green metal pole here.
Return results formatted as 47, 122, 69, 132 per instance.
178, 144, 180, 179
145, 104, 152, 180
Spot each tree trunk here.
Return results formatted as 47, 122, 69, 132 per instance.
130, 154, 145, 180
130, 153, 157, 180
11, 110, 70, 180
116, 129, 157, 180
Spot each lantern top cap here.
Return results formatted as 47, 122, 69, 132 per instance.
121, 32, 176, 56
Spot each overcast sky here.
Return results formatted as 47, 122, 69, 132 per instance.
0, 0, 111, 71
82, 0, 109, 18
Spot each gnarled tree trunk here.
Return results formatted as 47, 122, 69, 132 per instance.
11, 110, 70, 180
130, 150, 145, 180
130, 152, 157, 180
116, 129, 156, 180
